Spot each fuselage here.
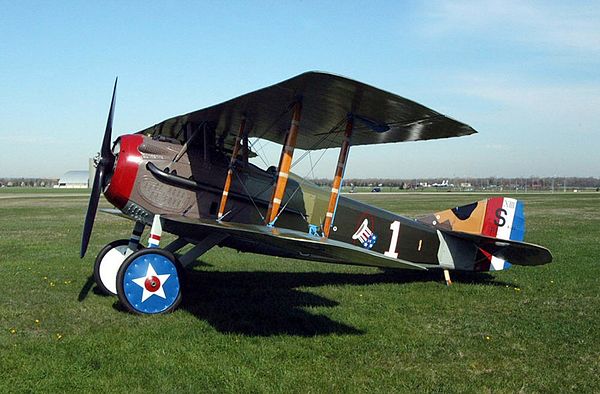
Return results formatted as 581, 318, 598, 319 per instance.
104, 134, 445, 268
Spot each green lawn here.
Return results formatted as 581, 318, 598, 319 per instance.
0, 191, 598, 392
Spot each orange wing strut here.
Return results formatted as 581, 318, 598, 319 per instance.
217, 118, 246, 219
266, 101, 302, 225
323, 116, 353, 237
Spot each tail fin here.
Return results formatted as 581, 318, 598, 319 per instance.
419, 197, 527, 271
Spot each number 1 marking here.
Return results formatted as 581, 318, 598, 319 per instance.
384, 221, 401, 258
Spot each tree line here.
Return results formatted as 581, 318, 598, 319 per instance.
310, 177, 600, 189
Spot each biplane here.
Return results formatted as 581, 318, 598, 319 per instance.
81, 72, 552, 315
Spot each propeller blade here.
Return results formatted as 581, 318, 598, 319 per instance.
80, 78, 118, 258
80, 165, 104, 258
101, 77, 118, 159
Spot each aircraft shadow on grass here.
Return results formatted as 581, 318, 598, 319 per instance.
79, 267, 516, 337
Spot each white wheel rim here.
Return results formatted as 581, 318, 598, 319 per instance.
98, 245, 131, 294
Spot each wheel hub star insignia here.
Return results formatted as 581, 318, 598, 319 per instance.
132, 263, 171, 302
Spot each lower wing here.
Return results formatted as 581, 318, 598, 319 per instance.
161, 215, 427, 271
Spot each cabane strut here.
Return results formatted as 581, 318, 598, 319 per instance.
217, 118, 246, 219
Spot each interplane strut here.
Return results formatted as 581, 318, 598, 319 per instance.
266, 101, 302, 225
323, 115, 353, 237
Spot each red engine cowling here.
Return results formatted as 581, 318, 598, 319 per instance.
104, 134, 144, 209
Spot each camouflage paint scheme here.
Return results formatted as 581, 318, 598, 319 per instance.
102, 134, 550, 272
93, 72, 551, 275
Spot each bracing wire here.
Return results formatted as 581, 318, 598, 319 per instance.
308, 151, 315, 180
225, 112, 347, 225
290, 116, 347, 169
231, 169, 265, 221
252, 139, 271, 169
248, 106, 293, 152
270, 124, 341, 225
219, 105, 294, 221
270, 143, 331, 225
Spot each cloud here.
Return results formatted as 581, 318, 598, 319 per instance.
455, 73, 600, 109
424, 0, 600, 54
438, 71, 600, 136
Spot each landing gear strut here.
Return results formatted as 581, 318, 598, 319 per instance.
114, 215, 227, 315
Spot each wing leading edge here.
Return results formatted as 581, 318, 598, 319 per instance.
137, 71, 477, 151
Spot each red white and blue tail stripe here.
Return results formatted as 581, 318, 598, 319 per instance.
481, 197, 526, 271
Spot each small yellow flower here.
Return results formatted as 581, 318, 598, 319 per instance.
35, 319, 40, 324
56, 333, 63, 340
550, 280, 554, 284
485, 336, 491, 340
514, 287, 521, 292
43, 276, 48, 280
50, 282, 55, 287
10, 329, 16, 334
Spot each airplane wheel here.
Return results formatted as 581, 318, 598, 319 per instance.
93, 239, 142, 296
116, 249, 184, 315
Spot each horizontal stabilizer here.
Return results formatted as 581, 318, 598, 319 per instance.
442, 229, 552, 266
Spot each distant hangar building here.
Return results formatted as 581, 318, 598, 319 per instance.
54, 170, 89, 188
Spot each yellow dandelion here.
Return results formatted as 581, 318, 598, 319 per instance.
10, 329, 16, 334
34, 319, 40, 324
485, 336, 491, 340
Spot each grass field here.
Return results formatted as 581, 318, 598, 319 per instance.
0, 190, 598, 392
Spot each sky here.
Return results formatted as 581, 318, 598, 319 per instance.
0, 0, 598, 179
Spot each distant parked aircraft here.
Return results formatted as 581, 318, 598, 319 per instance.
432, 180, 453, 187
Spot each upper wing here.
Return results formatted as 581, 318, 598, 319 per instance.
160, 214, 427, 271
137, 71, 477, 151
